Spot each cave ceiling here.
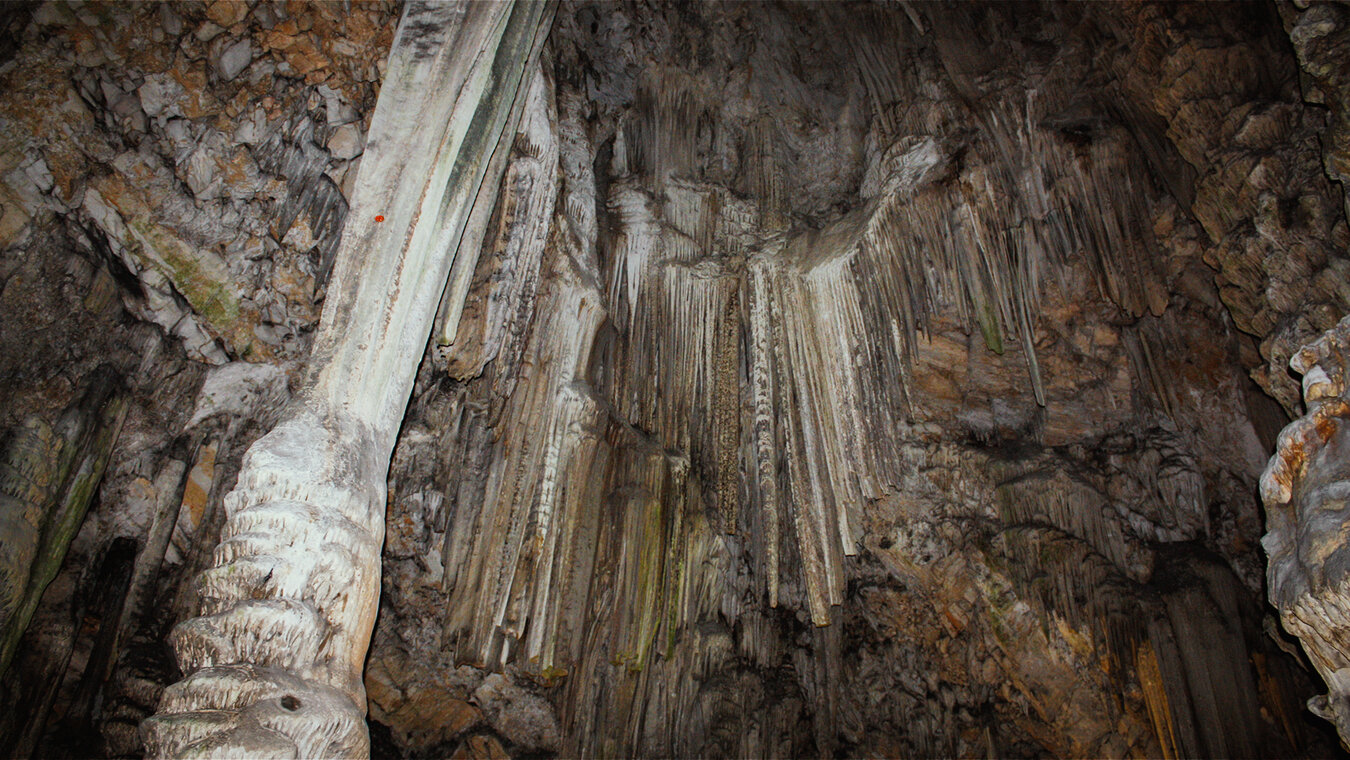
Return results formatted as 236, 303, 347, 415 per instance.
2, 1, 1350, 758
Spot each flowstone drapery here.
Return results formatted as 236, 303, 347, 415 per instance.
1264, 314, 1350, 746
140, 3, 552, 757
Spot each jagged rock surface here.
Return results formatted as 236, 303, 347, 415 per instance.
0, 1, 399, 756
367, 2, 1340, 758
1098, 2, 1350, 414
0, 1, 1347, 759
0, 0, 395, 366
1263, 313, 1350, 746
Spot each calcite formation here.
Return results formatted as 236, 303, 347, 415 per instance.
1, 1, 1350, 759
369, 2, 1342, 757
139, 2, 554, 756
1263, 313, 1350, 746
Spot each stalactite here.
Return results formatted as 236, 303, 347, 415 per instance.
427, 56, 1181, 650
441, 64, 560, 380
746, 267, 781, 608
624, 70, 706, 191
1135, 639, 1181, 760
360, 3, 1326, 757
713, 285, 741, 535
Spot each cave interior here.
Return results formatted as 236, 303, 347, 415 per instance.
3, 1, 1350, 758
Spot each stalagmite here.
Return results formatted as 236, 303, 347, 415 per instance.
141, 3, 553, 757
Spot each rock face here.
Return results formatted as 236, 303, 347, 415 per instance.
371, 1, 1344, 756
1, 1, 1350, 759
1263, 313, 1350, 746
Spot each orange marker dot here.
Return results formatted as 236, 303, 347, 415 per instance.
374, 214, 385, 222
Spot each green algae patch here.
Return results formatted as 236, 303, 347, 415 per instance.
0, 372, 127, 676
121, 216, 270, 360
976, 299, 1005, 355
125, 218, 241, 328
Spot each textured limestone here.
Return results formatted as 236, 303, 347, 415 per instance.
142, 2, 555, 757
0, 368, 127, 675
366, 3, 1331, 758
0, 1, 401, 754
0, 1, 1347, 758
1263, 313, 1350, 745
1102, 1, 1350, 413
0, 205, 209, 757
0, 0, 398, 366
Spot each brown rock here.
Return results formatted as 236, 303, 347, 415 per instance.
284, 35, 330, 77
451, 735, 509, 760
205, 1, 249, 30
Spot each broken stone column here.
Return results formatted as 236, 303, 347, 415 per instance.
140, 2, 553, 757
1263, 313, 1350, 746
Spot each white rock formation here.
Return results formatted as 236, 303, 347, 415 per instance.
140, 3, 553, 757
1263, 313, 1350, 745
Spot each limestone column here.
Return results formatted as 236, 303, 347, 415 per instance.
141, 3, 553, 757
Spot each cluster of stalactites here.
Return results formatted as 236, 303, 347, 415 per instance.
429, 15, 1179, 673
858, 93, 1167, 404
605, 95, 1172, 621
847, 5, 1170, 392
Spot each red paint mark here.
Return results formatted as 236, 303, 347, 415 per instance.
375, 215, 385, 222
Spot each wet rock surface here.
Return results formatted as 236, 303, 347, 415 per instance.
369, 2, 1342, 757
0, 1, 1347, 758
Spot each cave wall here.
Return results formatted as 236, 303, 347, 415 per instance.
373, 2, 1347, 757
0, 1, 1347, 758
0, 2, 394, 755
